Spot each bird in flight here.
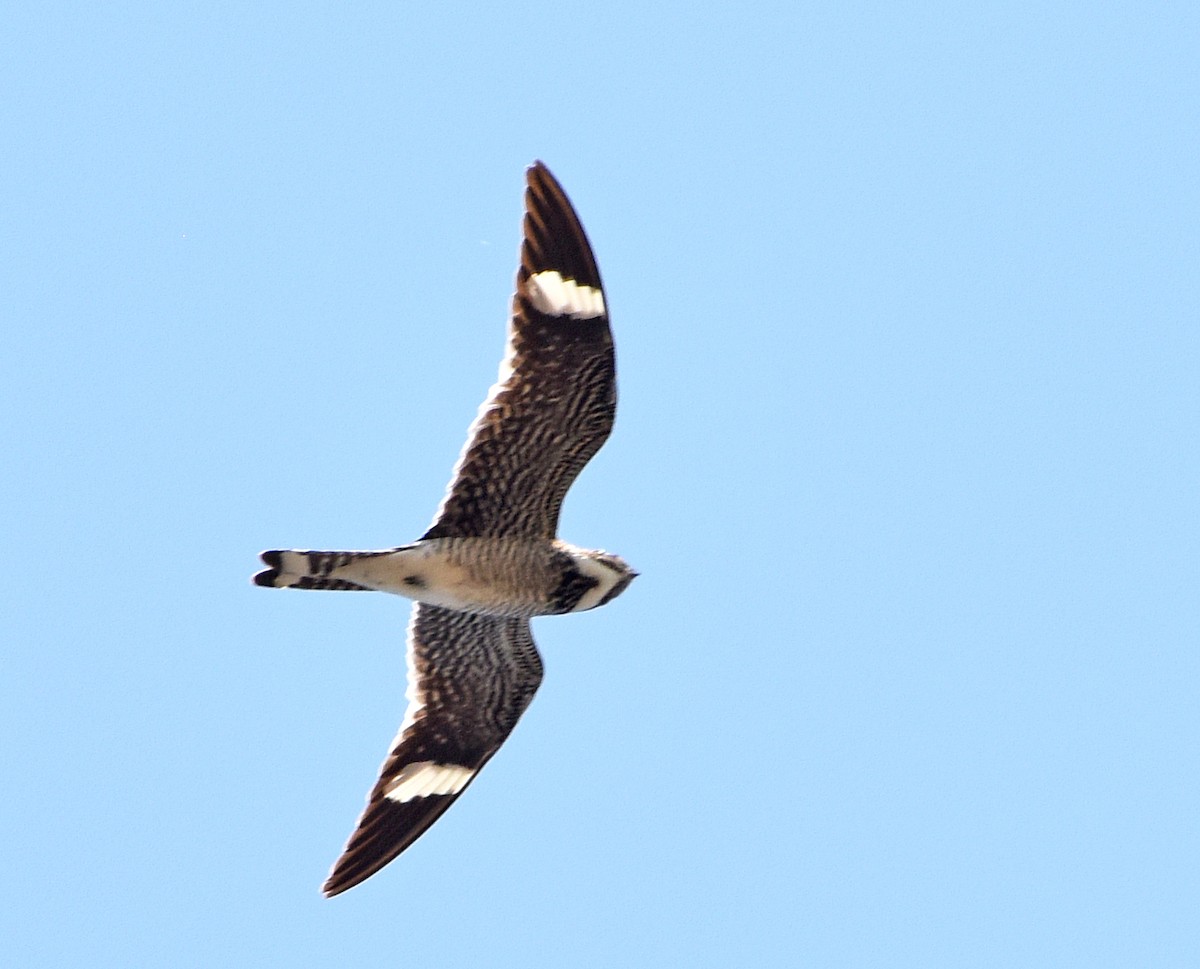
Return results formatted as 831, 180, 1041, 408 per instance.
254, 162, 636, 896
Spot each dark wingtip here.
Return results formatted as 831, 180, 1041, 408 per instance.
519, 161, 602, 293
253, 550, 282, 587
525, 159, 557, 198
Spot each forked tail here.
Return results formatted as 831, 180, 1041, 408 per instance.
253, 549, 388, 591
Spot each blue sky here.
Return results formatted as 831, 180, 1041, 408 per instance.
3, 2, 1197, 966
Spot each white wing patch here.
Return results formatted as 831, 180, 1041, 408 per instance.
383, 762, 476, 803
527, 270, 606, 319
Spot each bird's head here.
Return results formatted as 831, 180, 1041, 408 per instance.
567, 548, 638, 613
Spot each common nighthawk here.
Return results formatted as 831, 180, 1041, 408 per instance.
254, 162, 636, 896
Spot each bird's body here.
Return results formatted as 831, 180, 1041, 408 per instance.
254, 162, 634, 896
258, 537, 634, 617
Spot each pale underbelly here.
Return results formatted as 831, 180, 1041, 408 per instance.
339, 540, 560, 618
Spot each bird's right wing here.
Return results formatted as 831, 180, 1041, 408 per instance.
423, 161, 616, 541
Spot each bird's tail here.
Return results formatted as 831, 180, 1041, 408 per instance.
253, 549, 390, 591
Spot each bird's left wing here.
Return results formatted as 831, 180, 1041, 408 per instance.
323, 603, 543, 896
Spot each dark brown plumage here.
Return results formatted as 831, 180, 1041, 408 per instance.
256, 162, 633, 897
323, 605, 542, 896
422, 163, 617, 541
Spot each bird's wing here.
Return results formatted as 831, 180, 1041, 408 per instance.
423, 161, 616, 541
323, 603, 543, 896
